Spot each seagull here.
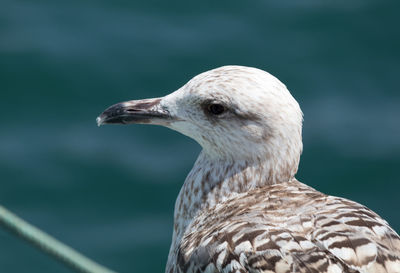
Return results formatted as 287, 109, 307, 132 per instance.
97, 66, 400, 273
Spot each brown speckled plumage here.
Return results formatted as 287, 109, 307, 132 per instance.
169, 180, 400, 273
97, 66, 400, 273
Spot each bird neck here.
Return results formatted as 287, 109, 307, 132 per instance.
171, 150, 296, 243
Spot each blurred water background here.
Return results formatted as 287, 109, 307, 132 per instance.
1, 0, 399, 272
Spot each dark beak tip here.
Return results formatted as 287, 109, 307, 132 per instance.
96, 98, 168, 127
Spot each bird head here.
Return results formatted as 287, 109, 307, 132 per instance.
97, 66, 303, 180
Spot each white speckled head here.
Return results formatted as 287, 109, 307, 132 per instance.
162, 66, 303, 177
98, 65, 303, 182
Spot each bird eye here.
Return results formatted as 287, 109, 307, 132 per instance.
207, 104, 226, 115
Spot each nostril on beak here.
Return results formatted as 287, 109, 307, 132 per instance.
126, 108, 141, 113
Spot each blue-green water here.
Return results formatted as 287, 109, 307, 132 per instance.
1, 1, 399, 272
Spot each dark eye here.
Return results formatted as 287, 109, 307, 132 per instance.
207, 104, 226, 115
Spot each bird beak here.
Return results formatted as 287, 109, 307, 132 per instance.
96, 97, 171, 126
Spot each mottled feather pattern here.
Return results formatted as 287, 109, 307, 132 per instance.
169, 181, 400, 273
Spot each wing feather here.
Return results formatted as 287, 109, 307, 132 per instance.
173, 182, 400, 273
